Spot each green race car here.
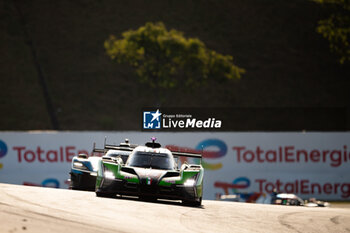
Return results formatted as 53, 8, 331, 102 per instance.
95, 137, 204, 206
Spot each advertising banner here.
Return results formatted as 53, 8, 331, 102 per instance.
0, 131, 349, 200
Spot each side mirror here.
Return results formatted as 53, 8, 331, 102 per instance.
180, 163, 189, 170
113, 156, 124, 165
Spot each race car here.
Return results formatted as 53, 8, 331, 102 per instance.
271, 193, 331, 207
69, 153, 100, 191
304, 197, 330, 207
95, 137, 204, 206
271, 193, 304, 206
69, 139, 135, 191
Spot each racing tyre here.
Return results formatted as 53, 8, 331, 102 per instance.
96, 191, 115, 198
139, 196, 157, 202
183, 197, 202, 207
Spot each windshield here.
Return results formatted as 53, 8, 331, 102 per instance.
105, 150, 130, 163
126, 152, 174, 170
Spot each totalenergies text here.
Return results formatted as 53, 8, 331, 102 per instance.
232, 145, 349, 167
13, 146, 89, 163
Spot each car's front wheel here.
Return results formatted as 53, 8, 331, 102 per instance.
182, 197, 202, 207
96, 191, 115, 198
139, 195, 157, 202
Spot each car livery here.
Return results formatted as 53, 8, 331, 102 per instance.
95, 138, 204, 206
69, 154, 100, 191
69, 139, 135, 191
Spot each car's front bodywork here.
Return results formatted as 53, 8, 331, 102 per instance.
95, 139, 204, 206
272, 193, 304, 206
70, 155, 100, 191
69, 139, 135, 191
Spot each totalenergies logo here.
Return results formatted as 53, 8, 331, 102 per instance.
0, 140, 8, 170
0, 140, 8, 159
214, 177, 263, 202
196, 139, 227, 170
214, 177, 251, 194
166, 138, 227, 170
23, 178, 61, 188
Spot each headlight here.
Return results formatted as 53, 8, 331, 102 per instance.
184, 173, 199, 187
73, 162, 83, 167
104, 171, 115, 179
73, 161, 89, 171
184, 179, 196, 187
90, 172, 97, 177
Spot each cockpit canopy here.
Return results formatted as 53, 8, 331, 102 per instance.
104, 150, 130, 163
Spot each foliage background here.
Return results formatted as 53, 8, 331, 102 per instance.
314, 0, 350, 64
1, 0, 349, 130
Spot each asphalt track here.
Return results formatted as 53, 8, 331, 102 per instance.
1, 183, 350, 233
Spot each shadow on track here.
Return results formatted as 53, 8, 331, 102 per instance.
96, 194, 205, 209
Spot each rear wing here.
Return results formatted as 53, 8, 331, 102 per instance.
104, 144, 137, 152
92, 138, 137, 155
172, 151, 202, 167
166, 144, 202, 165
171, 151, 202, 159
166, 145, 202, 158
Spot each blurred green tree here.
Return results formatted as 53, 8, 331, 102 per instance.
314, 0, 350, 64
104, 22, 244, 89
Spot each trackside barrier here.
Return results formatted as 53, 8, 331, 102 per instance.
0, 131, 349, 200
